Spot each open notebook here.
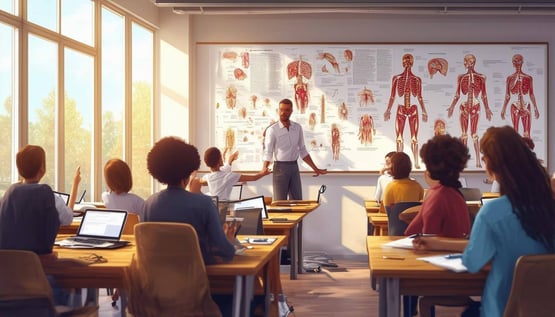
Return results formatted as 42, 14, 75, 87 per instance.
56, 209, 129, 249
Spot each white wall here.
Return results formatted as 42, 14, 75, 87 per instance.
188, 12, 555, 257
119, 3, 555, 257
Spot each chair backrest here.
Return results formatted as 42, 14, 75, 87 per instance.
399, 205, 421, 224
126, 222, 222, 317
386, 201, 422, 236
458, 188, 482, 201
122, 213, 140, 235
0, 250, 56, 317
503, 254, 555, 317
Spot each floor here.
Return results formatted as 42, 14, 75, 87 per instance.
97, 257, 466, 317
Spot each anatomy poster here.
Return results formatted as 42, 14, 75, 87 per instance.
196, 43, 547, 172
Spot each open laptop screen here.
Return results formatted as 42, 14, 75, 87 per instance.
233, 195, 268, 219
77, 209, 128, 240
53, 191, 70, 206
229, 184, 243, 201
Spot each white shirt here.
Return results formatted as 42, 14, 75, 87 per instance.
102, 192, 145, 220
263, 120, 309, 162
375, 173, 393, 202
54, 195, 73, 225
202, 170, 241, 201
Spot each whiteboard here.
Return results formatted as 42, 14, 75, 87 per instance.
196, 43, 548, 172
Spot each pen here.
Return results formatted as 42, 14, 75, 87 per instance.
382, 255, 405, 260
445, 254, 463, 259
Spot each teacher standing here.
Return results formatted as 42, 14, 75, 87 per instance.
262, 98, 327, 200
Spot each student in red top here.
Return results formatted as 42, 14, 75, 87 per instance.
405, 134, 471, 238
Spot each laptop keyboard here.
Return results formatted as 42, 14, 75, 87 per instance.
72, 237, 110, 245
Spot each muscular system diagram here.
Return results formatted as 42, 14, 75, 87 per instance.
358, 114, 376, 145
287, 57, 312, 114
500, 54, 540, 138
331, 123, 340, 161
447, 54, 493, 167
384, 53, 428, 169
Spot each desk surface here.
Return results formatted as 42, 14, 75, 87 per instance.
47, 234, 286, 288
266, 202, 319, 213
367, 236, 487, 295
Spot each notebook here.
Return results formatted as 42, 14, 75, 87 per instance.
233, 195, 268, 219
56, 209, 129, 249
53, 191, 70, 206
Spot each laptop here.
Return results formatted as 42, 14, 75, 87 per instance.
272, 184, 327, 206
480, 196, 497, 207
56, 209, 129, 249
233, 195, 268, 219
234, 207, 263, 235
229, 184, 243, 201
76, 190, 86, 204
53, 191, 70, 205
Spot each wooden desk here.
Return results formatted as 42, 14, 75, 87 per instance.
367, 236, 487, 317
47, 234, 286, 317
365, 200, 380, 214
264, 212, 308, 280
266, 201, 319, 213
368, 214, 389, 236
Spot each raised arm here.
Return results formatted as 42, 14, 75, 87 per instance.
67, 166, 81, 211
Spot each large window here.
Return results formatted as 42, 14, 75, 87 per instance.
0, 0, 155, 200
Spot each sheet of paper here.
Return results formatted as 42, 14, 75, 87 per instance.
417, 254, 468, 273
382, 237, 415, 249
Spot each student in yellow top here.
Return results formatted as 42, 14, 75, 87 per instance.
381, 151, 424, 213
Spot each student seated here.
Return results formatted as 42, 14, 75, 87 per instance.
102, 158, 145, 220
0, 145, 81, 304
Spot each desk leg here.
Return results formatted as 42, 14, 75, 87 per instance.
233, 275, 254, 317
119, 289, 128, 317
386, 277, 400, 317
297, 221, 303, 275
289, 226, 299, 280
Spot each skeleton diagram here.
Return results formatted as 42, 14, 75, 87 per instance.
287, 57, 312, 114
358, 114, 376, 145
500, 54, 540, 138
331, 124, 340, 161
384, 54, 428, 169
447, 54, 493, 168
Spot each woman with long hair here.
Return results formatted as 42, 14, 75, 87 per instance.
413, 126, 555, 317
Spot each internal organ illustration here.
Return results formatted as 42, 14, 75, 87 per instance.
239, 106, 247, 119
500, 54, 540, 138
359, 87, 375, 106
309, 112, 317, 130
338, 102, 348, 120
287, 58, 312, 114
241, 52, 250, 68
331, 124, 340, 161
384, 54, 428, 169
234, 68, 247, 80
427, 58, 448, 78
434, 119, 446, 136
251, 95, 257, 108
222, 51, 238, 61
318, 52, 340, 73
226, 85, 237, 109
358, 114, 376, 145
344, 49, 353, 62
447, 54, 493, 168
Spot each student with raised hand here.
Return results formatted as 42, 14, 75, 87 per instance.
199, 147, 271, 201
143, 137, 236, 265
405, 134, 471, 238
102, 158, 145, 220
413, 126, 555, 317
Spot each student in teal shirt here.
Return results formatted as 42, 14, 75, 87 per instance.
413, 126, 555, 317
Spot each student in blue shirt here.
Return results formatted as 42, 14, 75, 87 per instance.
413, 126, 555, 317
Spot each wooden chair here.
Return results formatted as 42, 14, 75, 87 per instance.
503, 254, 555, 317
0, 250, 97, 317
399, 205, 421, 224
122, 212, 140, 235
125, 222, 222, 317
